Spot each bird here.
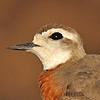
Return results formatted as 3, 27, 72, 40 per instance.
8, 23, 100, 100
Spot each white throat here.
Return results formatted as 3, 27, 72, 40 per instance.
35, 49, 71, 70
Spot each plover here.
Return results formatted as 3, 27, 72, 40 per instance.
8, 23, 100, 100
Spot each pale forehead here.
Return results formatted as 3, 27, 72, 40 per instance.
42, 28, 78, 41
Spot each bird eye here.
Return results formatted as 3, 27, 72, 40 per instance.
49, 32, 63, 40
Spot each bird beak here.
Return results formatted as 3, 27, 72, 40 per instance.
7, 42, 39, 51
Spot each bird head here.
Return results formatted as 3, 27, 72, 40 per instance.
8, 23, 86, 70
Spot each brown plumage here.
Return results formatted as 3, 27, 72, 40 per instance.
39, 65, 66, 100
37, 23, 76, 34
8, 23, 100, 100
60, 54, 100, 100
39, 54, 100, 100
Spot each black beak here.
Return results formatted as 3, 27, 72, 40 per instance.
7, 42, 39, 51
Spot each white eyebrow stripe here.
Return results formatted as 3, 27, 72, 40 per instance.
42, 28, 78, 41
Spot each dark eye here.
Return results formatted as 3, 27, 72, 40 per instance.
49, 32, 63, 40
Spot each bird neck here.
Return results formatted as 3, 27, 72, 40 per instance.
71, 45, 86, 62
39, 47, 86, 100
39, 65, 66, 100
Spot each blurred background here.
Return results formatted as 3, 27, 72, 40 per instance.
0, 0, 100, 100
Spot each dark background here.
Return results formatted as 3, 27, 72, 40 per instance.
0, 0, 100, 100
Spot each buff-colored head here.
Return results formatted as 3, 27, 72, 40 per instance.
8, 23, 86, 70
